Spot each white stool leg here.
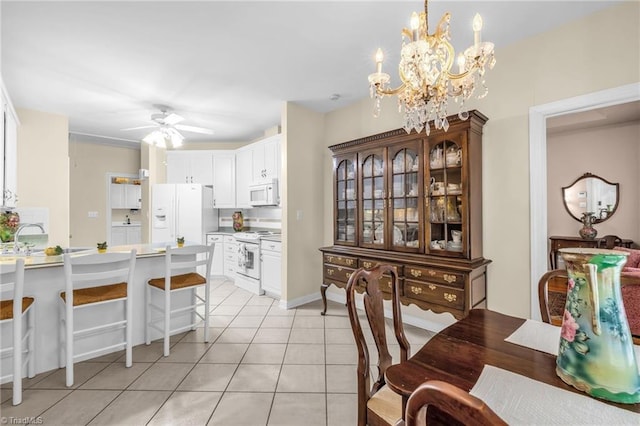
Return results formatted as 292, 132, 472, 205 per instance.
163, 289, 170, 357
204, 287, 210, 343
125, 296, 132, 367
65, 301, 74, 387
191, 289, 197, 331
12, 315, 22, 406
27, 306, 35, 378
145, 285, 151, 346
59, 302, 65, 369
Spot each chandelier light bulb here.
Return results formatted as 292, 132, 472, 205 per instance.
375, 48, 384, 73
457, 53, 466, 73
410, 12, 420, 40
472, 13, 483, 31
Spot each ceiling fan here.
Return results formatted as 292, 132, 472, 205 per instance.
122, 105, 214, 147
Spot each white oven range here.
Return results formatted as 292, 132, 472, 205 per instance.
233, 231, 278, 295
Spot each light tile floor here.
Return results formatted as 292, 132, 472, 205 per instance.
0, 279, 434, 425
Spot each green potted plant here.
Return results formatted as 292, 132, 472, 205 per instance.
176, 236, 185, 248
97, 241, 108, 253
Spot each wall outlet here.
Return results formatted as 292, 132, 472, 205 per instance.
88, 211, 98, 218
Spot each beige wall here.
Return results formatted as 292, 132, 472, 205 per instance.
547, 121, 640, 245
320, 2, 640, 322
281, 102, 325, 303
69, 138, 140, 246
16, 108, 69, 246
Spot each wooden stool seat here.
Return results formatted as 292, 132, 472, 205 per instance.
148, 273, 205, 291
60, 282, 127, 306
0, 297, 34, 320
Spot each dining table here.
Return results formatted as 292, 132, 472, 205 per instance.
384, 309, 640, 423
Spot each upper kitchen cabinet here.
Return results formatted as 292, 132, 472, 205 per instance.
166, 151, 213, 184
252, 134, 281, 182
1, 84, 19, 208
110, 179, 142, 209
211, 152, 236, 208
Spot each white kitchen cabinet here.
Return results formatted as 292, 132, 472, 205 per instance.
260, 239, 281, 298
110, 183, 142, 209
212, 153, 236, 208
1, 85, 18, 208
252, 134, 281, 182
223, 235, 238, 278
111, 224, 141, 245
206, 233, 225, 276
166, 151, 213, 184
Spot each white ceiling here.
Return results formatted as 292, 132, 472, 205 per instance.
1, 1, 622, 145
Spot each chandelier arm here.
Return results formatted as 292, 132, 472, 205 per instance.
375, 83, 407, 97
402, 28, 413, 40
434, 12, 450, 40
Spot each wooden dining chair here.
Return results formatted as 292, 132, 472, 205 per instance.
537, 269, 568, 325
403, 380, 507, 426
597, 235, 623, 249
346, 264, 410, 426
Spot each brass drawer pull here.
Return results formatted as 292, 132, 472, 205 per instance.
346, 259, 355, 266
346, 272, 352, 279
327, 269, 334, 276
337, 266, 343, 271
410, 269, 422, 278
427, 270, 436, 276
327, 256, 334, 262
443, 274, 457, 284
363, 261, 373, 269
410, 286, 423, 295
428, 284, 436, 290
444, 293, 457, 303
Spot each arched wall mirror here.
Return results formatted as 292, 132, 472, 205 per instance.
562, 172, 619, 223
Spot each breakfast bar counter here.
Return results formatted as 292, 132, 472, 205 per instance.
1, 243, 194, 376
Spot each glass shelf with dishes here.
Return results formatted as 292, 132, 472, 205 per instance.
390, 146, 422, 252
428, 139, 464, 255
360, 152, 386, 248
334, 156, 357, 245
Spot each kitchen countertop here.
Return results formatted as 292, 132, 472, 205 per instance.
0, 243, 178, 269
261, 235, 281, 242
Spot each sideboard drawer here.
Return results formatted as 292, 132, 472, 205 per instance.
323, 254, 357, 268
554, 239, 596, 250
404, 266, 464, 288
324, 264, 356, 283
404, 280, 464, 310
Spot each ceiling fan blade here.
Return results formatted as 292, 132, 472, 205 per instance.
121, 125, 157, 131
175, 124, 214, 135
163, 113, 184, 125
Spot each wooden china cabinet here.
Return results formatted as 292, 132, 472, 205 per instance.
320, 110, 490, 320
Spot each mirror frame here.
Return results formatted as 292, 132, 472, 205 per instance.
561, 172, 620, 224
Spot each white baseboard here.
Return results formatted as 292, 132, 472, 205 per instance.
325, 291, 452, 333
280, 292, 322, 310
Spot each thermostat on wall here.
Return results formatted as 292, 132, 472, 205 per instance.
139, 169, 149, 179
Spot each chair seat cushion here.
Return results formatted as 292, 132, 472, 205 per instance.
148, 272, 206, 291
367, 384, 403, 425
60, 282, 127, 306
0, 297, 35, 320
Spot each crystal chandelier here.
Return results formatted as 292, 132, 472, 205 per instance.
368, 0, 495, 134
142, 126, 184, 148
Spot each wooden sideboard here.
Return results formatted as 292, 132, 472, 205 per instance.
549, 235, 634, 269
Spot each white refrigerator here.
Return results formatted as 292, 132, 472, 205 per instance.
151, 184, 218, 244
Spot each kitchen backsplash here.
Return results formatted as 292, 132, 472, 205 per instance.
218, 208, 281, 230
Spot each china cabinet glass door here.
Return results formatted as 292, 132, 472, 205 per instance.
360, 151, 385, 248
335, 156, 357, 245
427, 135, 464, 256
389, 143, 422, 252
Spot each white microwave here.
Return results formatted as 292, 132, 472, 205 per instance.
249, 179, 279, 206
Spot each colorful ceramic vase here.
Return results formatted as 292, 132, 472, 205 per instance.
557, 248, 640, 403
232, 211, 244, 232
578, 212, 597, 240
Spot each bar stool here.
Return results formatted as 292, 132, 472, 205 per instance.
60, 250, 136, 387
0, 258, 35, 405
145, 244, 214, 357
